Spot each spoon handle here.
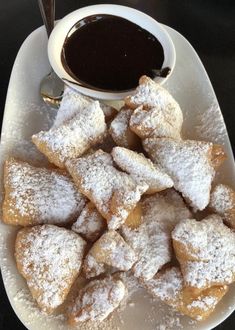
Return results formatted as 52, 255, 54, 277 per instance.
38, 0, 55, 38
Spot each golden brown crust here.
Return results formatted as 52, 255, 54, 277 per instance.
211, 144, 226, 169
124, 203, 143, 229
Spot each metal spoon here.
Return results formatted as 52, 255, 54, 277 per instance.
38, 0, 64, 108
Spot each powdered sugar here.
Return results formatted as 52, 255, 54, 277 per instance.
187, 296, 217, 311
144, 266, 228, 321
97, 230, 137, 270
172, 215, 235, 288
121, 190, 191, 280
53, 87, 93, 128
15, 225, 86, 312
72, 202, 106, 242
32, 101, 107, 168
66, 150, 148, 230
3, 158, 86, 225
83, 230, 137, 278
209, 184, 235, 214
155, 310, 183, 330
112, 146, 173, 193
110, 108, 132, 137
145, 267, 183, 304
69, 277, 126, 323
83, 254, 106, 279
53, 87, 116, 128
143, 138, 215, 211
142, 189, 192, 231
130, 105, 182, 140
125, 76, 183, 138
195, 102, 227, 144
109, 107, 138, 148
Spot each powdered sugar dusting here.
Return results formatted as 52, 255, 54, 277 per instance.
83, 253, 106, 279
53, 87, 116, 127
145, 267, 183, 304
209, 184, 235, 214
53, 87, 93, 128
83, 230, 137, 278
69, 277, 126, 323
144, 266, 227, 322
110, 109, 131, 137
143, 138, 215, 210
125, 76, 183, 139
155, 311, 183, 330
72, 202, 106, 242
112, 146, 173, 192
187, 296, 217, 311
3, 158, 86, 225
32, 101, 107, 167
172, 215, 235, 288
130, 105, 182, 140
15, 225, 86, 312
66, 150, 148, 230
97, 230, 137, 270
109, 107, 136, 148
195, 102, 227, 144
121, 190, 191, 280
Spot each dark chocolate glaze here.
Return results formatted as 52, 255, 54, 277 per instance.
62, 14, 169, 92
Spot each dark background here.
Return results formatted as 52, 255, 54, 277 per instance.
0, 0, 234, 329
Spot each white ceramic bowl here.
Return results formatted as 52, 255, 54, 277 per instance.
48, 4, 176, 100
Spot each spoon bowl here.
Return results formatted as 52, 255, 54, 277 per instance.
38, 0, 64, 108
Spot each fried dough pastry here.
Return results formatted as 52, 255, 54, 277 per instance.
52, 87, 93, 128
72, 202, 106, 242
125, 76, 183, 139
144, 267, 228, 321
68, 276, 126, 325
109, 106, 141, 149
53, 87, 117, 127
66, 150, 148, 230
83, 230, 137, 278
209, 184, 235, 229
15, 225, 86, 313
111, 146, 173, 194
172, 215, 235, 294
129, 105, 182, 140
143, 138, 222, 210
32, 101, 107, 168
121, 189, 192, 280
2, 158, 86, 226
124, 203, 143, 229
211, 144, 227, 169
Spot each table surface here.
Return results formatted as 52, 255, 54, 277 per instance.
0, 1, 234, 329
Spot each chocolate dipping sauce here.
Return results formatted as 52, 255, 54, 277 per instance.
62, 14, 169, 92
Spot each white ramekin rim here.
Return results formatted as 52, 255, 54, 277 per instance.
48, 4, 176, 100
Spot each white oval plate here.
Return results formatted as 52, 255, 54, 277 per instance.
0, 24, 235, 330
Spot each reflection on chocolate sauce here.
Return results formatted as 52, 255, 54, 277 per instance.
62, 14, 170, 92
